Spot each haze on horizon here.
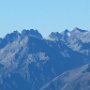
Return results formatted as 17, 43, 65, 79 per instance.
0, 0, 90, 37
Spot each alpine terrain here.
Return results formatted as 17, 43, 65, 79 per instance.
0, 28, 90, 90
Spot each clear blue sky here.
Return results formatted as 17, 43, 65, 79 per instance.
0, 0, 90, 37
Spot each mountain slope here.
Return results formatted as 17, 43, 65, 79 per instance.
41, 64, 90, 90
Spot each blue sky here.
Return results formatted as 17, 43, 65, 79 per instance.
0, 0, 90, 37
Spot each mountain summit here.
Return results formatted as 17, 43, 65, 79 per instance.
21, 29, 43, 39
72, 27, 87, 33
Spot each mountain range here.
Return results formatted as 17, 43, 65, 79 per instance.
0, 27, 90, 90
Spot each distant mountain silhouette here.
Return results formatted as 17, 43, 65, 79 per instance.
0, 28, 90, 90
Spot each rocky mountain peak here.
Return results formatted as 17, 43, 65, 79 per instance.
49, 32, 62, 40
21, 29, 43, 39
72, 27, 87, 33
